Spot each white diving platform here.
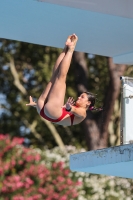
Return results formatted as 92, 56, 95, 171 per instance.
1, 0, 133, 64
70, 76, 133, 179
70, 144, 133, 179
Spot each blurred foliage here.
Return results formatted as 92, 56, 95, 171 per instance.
0, 39, 133, 148
0, 134, 80, 200
0, 134, 133, 200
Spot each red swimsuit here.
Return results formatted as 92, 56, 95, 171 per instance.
40, 107, 75, 125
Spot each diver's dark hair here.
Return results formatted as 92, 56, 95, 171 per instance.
84, 92, 95, 110
84, 92, 103, 111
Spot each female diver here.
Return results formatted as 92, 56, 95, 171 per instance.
26, 34, 96, 126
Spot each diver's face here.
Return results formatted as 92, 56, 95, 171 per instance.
76, 93, 90, 107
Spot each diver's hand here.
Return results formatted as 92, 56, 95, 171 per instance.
65, 97, 75, 110
26, 96, 37, 107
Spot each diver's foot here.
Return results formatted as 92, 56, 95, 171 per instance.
65, 34, 78, 52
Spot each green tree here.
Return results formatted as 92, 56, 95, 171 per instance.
0, 39, 69, 149
72, 52, 129, 150
1, 39, 133, 150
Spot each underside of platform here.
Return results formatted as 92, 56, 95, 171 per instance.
0, 0, 133, 64
70, 144, 133, 178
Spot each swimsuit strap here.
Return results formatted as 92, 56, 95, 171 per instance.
70, 114, 75, 125
62, 108, 75, 125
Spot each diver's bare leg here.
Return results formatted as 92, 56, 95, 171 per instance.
44, 34, 78, 118
37, 46, 68, 110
